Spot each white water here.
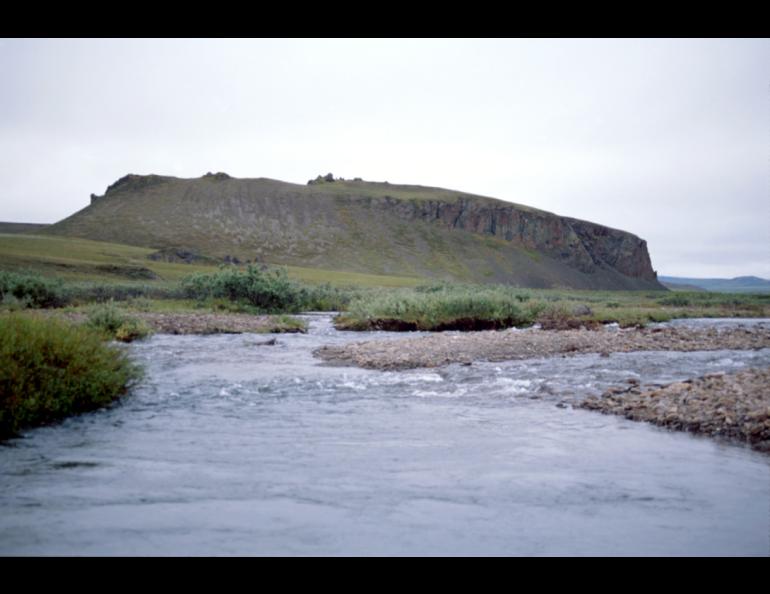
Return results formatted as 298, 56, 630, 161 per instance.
1, 315, 769, 556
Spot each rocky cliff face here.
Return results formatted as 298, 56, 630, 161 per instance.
368, 195, 659, 282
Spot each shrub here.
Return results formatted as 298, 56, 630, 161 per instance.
296, 282, 351, 311
113, 318, 153, 343
86, 302, 152, 342
339, 286, 538, 331
0, 315, 141, 438
0, 271, 66, 308
659, 295, 692, 307
86, 301, 127, 335
182, 265, 306, 313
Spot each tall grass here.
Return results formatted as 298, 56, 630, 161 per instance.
0, 315, 141, 438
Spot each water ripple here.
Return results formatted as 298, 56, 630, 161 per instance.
1, 315, 769, 556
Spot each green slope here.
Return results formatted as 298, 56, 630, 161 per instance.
0, 233, 424, 288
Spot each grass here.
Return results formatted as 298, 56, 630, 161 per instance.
282, 264, 424, 288
0, 315, 141, 439
0, 233, 428, 288
334, 284, 770, 331
0, 233, 218, 283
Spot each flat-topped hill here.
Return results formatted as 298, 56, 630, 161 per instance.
46, 173, 665, 290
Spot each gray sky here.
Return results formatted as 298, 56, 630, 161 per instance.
1, 38, 768, 278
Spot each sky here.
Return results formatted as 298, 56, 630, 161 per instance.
0, 38, 768, 279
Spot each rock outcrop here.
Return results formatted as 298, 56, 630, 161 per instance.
367, 195, 658, 281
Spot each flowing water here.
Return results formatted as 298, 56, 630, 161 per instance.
1, 315, 769, 556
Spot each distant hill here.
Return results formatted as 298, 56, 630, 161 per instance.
0, 222, 50, 234
660, 275, 770, 293
45, 172, 666, 290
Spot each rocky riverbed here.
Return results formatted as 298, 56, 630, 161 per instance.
578, 367, 770, 453
315, 324, 770, 370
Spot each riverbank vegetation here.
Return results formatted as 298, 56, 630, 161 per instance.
1, 232, 769, 332
3, 265, 769, 334
0, 315, 140, 439
334, 283, 770, 331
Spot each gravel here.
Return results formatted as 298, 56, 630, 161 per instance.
314, 325, 770, 370
578, 367, 770, 453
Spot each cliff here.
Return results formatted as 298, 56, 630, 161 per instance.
47, 174, 665, 290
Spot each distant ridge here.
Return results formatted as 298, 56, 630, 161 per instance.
660, 275, 770, 293
46, 173, 666, 290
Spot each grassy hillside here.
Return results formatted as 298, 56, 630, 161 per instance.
45, 173, 665, 291
0, 233, 425, 288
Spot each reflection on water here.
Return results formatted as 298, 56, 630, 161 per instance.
1, 315, 769, 556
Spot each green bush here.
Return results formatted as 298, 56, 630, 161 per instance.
296, 282, 351, 311
0, 315, 141, 438
659, 295, 692, 307
182, 265, 345, 313
86, 302, 152, 342
0, 271, 66, 308
113, 318, 153, 343
338, 285, 540, 330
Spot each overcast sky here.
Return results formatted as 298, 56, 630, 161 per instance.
1, 38, 768, 278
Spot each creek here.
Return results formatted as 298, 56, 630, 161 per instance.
1, 314, 768, 555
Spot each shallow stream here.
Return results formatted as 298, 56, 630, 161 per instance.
1, 315, 769, 555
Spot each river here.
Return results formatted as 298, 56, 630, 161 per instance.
1, 314, 769, 556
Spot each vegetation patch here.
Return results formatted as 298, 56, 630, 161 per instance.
335, 285, 542, 331
182, 265, 348, 313
93, 264, 159, 280
86, 302, 153, 342
0, 270, 66, 308
0, 315, 140, 439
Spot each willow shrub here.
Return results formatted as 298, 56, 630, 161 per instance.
0, 271, 66, 308
0, 315, 141, 438
85, 302, 152, 342
181, 265, 349, 313
338, 286, 542, 331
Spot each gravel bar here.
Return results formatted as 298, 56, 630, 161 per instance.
578, 367, 770, 453
314, 325, 770, 370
